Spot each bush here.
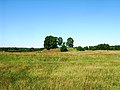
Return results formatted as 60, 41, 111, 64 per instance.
76, 46, 84, 51
84, 46, 89, 50
60, 45, 68, 52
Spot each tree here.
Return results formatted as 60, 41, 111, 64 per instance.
58, 37, 63, 46
66, 37, 74, 47
44, 36, 51, 50
44, 35, 58, 50
50, 36, 58, 49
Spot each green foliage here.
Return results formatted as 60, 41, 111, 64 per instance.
109, 45, 120, 50
76, 46, 85, 51
60, 45, 68, 52
89, 44, 120, 50
58, 37, 63, 46
0, 47, 44, 52
44, 35, 58, 50
84, 46, 89, 50
89, 46, 96, 51
97, 44, 110, 50
89, 44, 110, 50
66, 37, 74, 47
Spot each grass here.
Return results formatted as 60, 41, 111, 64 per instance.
0, 50, 120, 90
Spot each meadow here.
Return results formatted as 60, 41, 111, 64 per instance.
0, 49, 120, 90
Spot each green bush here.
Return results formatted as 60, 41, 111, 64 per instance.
76, 46, 84, 51
60, 45, 68, 52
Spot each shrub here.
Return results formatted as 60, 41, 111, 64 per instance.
60, 45, 68, 52
76, 46, 84, 51
84, 46, 89, 50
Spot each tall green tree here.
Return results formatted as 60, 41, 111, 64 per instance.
44, 35, 58, 50
58, 37, 63, 46
50, 36, 58, 49
66, 37, 74, 47
44, 36, 51, 50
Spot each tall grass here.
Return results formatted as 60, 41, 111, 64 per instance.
0, 50, 120, 90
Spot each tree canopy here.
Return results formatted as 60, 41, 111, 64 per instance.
43, 36, 74, 51
44, 35, 58, 50
58, 37, 63, 46
66, 37, 74, 47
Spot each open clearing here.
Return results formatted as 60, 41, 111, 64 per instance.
0, 50, 120, 90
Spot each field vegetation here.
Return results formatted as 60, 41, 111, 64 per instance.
0, 49, 120, 90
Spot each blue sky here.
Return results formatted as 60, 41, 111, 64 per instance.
0, 0, 120, 48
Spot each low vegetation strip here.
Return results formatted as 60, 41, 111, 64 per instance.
0, 47, 44, 52
0, 50, 120, 90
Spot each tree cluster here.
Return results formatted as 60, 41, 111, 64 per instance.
88, 44, 110, 50
76, 44, 120, 51
44, 35, 74, 51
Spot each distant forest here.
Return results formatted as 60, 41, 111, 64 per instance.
76, 44, 120, 51
0, 44, 120, 52
0, 47, 44, 52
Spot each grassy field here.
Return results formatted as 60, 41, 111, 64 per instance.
0, 49, 120, 90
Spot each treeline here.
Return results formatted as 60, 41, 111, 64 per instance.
0, 47, 44, 52
1, 35, 120, 52
76, 44, 120, 51
44, 35, 120, 52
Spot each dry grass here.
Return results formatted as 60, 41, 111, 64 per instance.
0, 50, 120, 90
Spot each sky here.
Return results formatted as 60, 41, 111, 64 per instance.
0, 0, 120, 48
